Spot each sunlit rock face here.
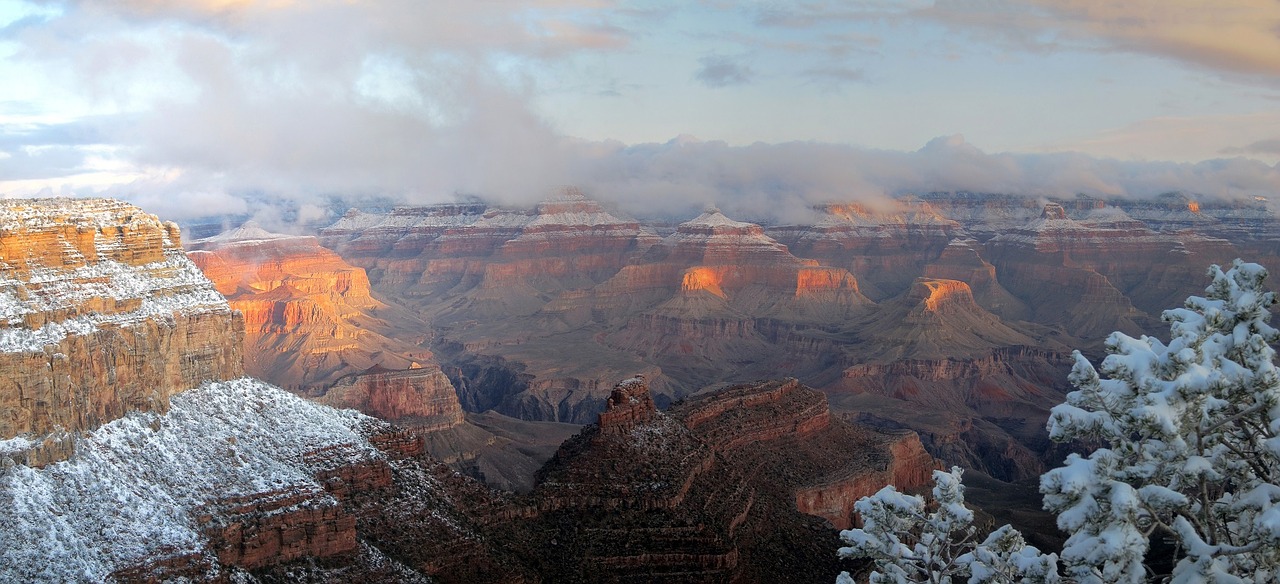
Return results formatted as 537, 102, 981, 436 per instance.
923, 237, 1030, 320
0, 198, 243, 466
313, 190, 1279, 484
188, 223, 468, 437
600, 207, 870, 323
187, 224, 441, 390
316, 365, 464, 432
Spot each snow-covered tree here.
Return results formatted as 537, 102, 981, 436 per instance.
837, 467, 1059, 584
1042, 260, 1280, 583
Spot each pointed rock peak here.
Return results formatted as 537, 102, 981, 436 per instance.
682, 207, 757, 231
1041, 202, 1068, 220
599, 375, 657, 433
197, 220, 301, 245
907, 278, 978, 314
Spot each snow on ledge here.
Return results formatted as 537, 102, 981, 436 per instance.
0, 378, 381, 582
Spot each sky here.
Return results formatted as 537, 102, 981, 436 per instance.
1, 0, 1279, 223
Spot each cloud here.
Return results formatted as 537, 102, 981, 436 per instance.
923, 0, 1280, 81
1, 0, 637, 214
1042, 112, 1280, 164
5, 1, 1280, 230
742, 1, 1280, 83
694, 55, 753, 87
1221, 138, 1280, 156
799, 65, 865, 91
564, 134, 1280, 223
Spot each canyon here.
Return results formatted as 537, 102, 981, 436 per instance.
2, 198, 945, 582
306, 190, 1277, 489
307, 192, 1259, 484
7, 192, 1273, 581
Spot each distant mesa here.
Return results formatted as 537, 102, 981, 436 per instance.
1040, 202, 1068, 220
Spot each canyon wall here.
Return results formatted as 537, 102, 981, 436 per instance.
0, 198, 243, 466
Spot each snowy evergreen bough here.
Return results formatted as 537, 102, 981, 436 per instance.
1042, 260, 1280, 583
837, 467, 1059, 584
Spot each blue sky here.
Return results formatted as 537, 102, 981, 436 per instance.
1, 1, 1279, 221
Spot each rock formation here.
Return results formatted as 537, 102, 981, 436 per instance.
189, 222, 585, 492
187, 222, 438, 391
0, 198, 988, 584
316, 365, 465, 431
0, 198, 243, 466
0, 200, 528, 582
768, 201, 960, 300
312, 189, 1280, 486
522, 376, 939, 582
982, 203, 1233, 340
847, 278, 1038, 362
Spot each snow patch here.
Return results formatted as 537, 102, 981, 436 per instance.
0, 378, 380, 583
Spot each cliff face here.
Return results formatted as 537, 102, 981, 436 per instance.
315, 190, 1279, 483
981, 203, 1238, 336
188, 223, 442, 392
767, 201, 959, 300
320, 190, 659, 305
191, 224, 490, 474
833, 347, 1072, 481
316, 366, 465, 432
0, 198, 243, 466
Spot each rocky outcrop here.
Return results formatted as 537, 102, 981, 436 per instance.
832, 347, 1073, 481
519, 377, 939, 582
844, 278, 1038, 363
597, 375, 657, 433
316, 365, 465, 432
924, 237, 1030, 320
3, 379, 414, 581
0, 198, 243, 466
320, 190, 659, 305
980, 203, 1218, 339
794, 431, 936, 529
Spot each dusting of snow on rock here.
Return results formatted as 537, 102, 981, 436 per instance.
188, 220, 309, 248
0, 378, 380, 583
0, 198, 231, 354
682, 208, 757, 231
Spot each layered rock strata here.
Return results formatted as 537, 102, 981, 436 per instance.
0, 198, 243, 466
188, 222, 437, 391
316, 365, 465, 432
522, 376, 938, 582
767, 201, 959, 300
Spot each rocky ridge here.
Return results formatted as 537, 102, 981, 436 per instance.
0, 198, 243, 466
521, 376, 939, 582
